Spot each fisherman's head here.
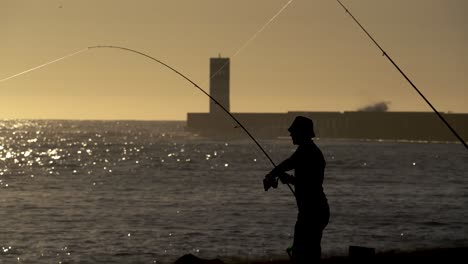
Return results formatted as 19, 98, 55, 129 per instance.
288, 116, 315, 145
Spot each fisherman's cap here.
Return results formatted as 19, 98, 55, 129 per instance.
288, 116, 315, 138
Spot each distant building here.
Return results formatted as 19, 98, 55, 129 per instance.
187, 58, 468, 142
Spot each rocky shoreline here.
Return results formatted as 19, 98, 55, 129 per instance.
175, 247, 468, 264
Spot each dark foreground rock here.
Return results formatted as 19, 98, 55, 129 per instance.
218, 247, 468, 264
175, 254, 224, 264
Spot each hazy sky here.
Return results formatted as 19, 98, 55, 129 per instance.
2, 0, 467, 120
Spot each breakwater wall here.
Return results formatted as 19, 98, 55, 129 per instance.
186, 111, 468, 142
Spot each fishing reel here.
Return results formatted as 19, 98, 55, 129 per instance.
264, 172, 294, 191
263, 173, 279, 191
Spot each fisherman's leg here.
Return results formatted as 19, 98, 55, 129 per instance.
292, 215, 321, 263
291, 220, 305, 263
292, 229, 322, 263
292, 209, 329, 263
313, 205, 330, 262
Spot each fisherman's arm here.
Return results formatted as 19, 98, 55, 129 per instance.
272, 157, 295, 174
266, 155, 297, 185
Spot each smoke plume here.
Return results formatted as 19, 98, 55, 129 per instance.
357, 101, 391, 112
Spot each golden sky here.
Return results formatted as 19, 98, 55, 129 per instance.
1, 0, 467, 120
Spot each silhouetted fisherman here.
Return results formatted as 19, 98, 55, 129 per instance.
264, 116, 330, 263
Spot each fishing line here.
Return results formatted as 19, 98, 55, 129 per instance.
1, 0, 295, 87
0, 1, 297, 195
207, 0, 294, 85
0, 48, 88, 83
336, 0, 467, 150
232, 0, 294, 58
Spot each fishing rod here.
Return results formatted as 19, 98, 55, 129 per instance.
336, 0, 468, 150
88, 45, 296, 196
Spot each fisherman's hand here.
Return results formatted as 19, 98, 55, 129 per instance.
278, 172, 294, 185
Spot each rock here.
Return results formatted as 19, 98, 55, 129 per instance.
174, 254, 224, 264
348, 246, 375, 263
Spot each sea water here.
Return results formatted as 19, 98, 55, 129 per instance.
0, 120, 466, 263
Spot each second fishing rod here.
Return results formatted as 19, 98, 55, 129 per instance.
336, 0, 467, 150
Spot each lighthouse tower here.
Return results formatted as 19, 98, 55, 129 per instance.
209, 57, 230, 116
